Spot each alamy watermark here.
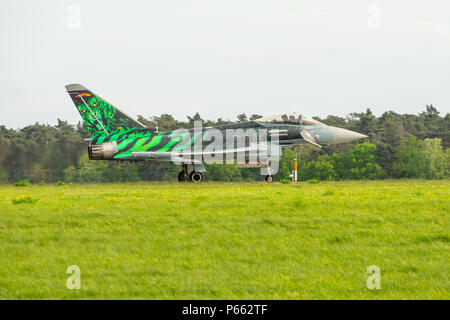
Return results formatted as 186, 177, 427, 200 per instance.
66, 265, 81, 289
366, 265, 381, 290
66, 5, 81, 30
366, 5, 381, 31
168, 121, 280, 175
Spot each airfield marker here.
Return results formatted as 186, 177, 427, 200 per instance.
294, 158, 298, 183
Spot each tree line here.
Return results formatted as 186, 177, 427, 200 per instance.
0, 105, 448, 183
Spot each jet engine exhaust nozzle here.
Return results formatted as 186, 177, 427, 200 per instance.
329, 126, 368, 145
88, 141, 118, 160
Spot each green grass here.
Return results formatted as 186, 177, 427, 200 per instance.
0, 180, 448, 299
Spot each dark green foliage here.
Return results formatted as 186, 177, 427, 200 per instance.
300, 143, 383, 181
12, 196, 38, 204
322, 190, 335, 196
14, 180, 30, 187
237, 113, 248, 122
302, 155, 335, 181
64, 155, 141, 183
205, 163, 243, 181
278, 148, 296, 181
0, 166, 8, 184
250, 114, 263, 121
346, 143, 384, 180
394, 136, 447, 179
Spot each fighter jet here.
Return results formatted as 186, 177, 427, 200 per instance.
66, 84, 367, 182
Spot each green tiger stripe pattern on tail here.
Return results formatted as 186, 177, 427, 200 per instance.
66, 84, 146, 140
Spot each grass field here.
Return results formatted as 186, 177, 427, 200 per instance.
0, 180, 448, 299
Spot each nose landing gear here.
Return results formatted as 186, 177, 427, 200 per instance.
264, 166, 274, 182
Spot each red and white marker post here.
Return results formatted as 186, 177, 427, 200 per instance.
294, 158, 298, 183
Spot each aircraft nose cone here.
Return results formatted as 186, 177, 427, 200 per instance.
329, 126, 368, 145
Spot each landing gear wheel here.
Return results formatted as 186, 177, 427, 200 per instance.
189, 171, 203, 183
265, 175, 273, 182
178, 171, 188, 182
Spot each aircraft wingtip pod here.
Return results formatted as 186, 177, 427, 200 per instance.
65, 83, 87, 92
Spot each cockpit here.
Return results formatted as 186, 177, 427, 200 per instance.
255, 112, 324, 126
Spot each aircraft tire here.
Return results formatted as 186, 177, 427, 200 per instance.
189, 171, 203, 183
265, 175, 273, 182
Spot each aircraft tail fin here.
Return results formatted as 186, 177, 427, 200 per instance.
65, 84, 146, 138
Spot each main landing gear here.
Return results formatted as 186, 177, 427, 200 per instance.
178, 171, 188, 182
189, 171, 203, 183
178, 164, 204, 183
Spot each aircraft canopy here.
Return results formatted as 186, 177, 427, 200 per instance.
255, 113, 324, 125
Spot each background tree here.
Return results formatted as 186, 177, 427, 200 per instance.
277, 148, 296, 180
394, 136, 446, 179
237, 113, 248, 123
205, 163, 243, 181
250, 114, 263, 121
420, 105, 444, 139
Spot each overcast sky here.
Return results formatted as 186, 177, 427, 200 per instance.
1, 0, 449, 128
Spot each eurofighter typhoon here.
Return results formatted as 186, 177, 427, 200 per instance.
66, 84, 367, 182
